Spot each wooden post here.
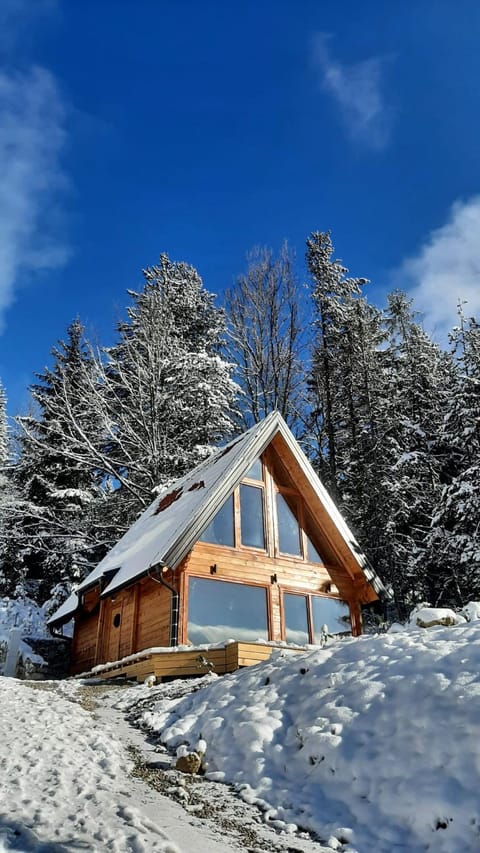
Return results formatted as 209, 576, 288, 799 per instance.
94, 593, 107, 665
129, 583, 140, 655
350, 601, 363, 637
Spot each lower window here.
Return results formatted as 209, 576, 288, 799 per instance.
283, 592, 351, 645
187, 577, 269, 645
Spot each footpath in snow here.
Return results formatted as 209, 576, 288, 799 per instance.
0, 678, 181, 852
0, 676, 328, 853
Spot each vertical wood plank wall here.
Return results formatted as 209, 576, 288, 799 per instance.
71, 574, 175, 674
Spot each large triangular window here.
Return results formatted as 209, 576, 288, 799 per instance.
198, 452, 326, 565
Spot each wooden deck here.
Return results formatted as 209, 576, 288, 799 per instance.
78, 641, 306, 682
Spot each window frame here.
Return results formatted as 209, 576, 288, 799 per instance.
281, 589, 351, 645
186, 573, 272, 644
237, 481, 268, 552
197, 453, 326, 566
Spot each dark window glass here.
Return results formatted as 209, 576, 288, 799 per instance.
284, 593, 309, 645
240, 484, 265, 549
306, 534, 323, 564
187, 577, 268, 644
199, 494, 234, 547
276, 493, 301, 556
311, 596, 351, 641
244, 458, 263, 480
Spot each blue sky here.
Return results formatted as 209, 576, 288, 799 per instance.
1, 0, 480, 414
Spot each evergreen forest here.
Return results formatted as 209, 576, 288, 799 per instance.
1, 235, 479, 621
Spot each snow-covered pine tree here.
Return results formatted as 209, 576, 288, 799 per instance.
305, 231, 381, 500
225, 243, 307, 431
12, 320, 106, 602
96, 253, 238, 528
421, 308, 480, 605
0, 379, 18, 595
0, 380, 8, 466
369, 292, 456, 614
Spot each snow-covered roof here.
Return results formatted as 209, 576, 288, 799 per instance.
48, 412, 386, 625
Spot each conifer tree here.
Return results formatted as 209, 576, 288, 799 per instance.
422, 309, 480, 605
367, 292, 455, 613
12, 321, 105, 601
21, 256, 238, 540
305, 231, 381, 499
0, 380, 17, 596
99, 254, 238, 525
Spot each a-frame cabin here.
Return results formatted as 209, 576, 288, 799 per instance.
49, 412, 386, 677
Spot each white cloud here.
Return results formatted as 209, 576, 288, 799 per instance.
311, 33, 392, 150
0, 2, 68, 332
398, 197, 480, 341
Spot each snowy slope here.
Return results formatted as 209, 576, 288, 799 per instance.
136, 622, 480, 853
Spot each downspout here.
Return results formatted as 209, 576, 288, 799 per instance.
149, 564, 179, 647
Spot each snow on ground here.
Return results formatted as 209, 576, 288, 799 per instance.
0, 678, 179, 852
130, 622, 480, 853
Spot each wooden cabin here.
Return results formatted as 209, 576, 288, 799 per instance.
48, 412, 386, 677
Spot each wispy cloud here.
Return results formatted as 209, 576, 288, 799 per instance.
0, 2, 69, 332
398, 197, 480, 341
311, 33, 392, 150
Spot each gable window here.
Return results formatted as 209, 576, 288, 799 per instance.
276, 492, 302, 557
240, 484, 265, 549
199, 460, 267, 552
283, 592, 351, 645
306, 534, 323, 564
199, 494, 234, 547
198, 453, 325, 565
187, 577, 268, 644
245, 458, 263, 481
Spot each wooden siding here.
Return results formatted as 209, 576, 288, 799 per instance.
71, 587, 101, 675
134, 575, 173, 653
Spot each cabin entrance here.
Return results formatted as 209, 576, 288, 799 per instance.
106, 602, 124, 662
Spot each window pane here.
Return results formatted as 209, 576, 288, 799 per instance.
311, 596, 351, 641
306, 534, 323, 564
199, 494, 234, 547
188, 577, 268, 644
284, 593, 309, 644
245, 458, 263, 480
240, 484, 265, 549
276, 493, 301, 556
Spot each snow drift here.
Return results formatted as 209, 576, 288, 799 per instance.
139, 623, 480, 852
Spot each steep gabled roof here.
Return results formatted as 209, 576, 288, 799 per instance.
49, 411, 386, 626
